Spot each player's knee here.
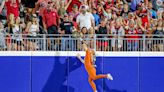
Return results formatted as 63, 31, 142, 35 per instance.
92, 77, 96, 80
88, 78, 91, 82
88, 78, 92, 82
91, 76, 96, 80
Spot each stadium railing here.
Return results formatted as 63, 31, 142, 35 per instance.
0, 34, 163, 51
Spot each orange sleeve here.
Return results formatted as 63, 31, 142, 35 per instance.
84, 49, 92, 65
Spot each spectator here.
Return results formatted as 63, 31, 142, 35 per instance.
101, 4, 112, 20
81, 27, 88, 38
42, 1, 60, 50
95, 18, 109, 51
0, 0, 21, 45
25, 14, 39, 51
148, 2, 157, 19
59, 13, 76, 51
126, 19, 140, 51
6, 14, 15, 50
130, 0, 142, 11
0, 21, 7, 50
11, 17, 24, 51
0, 0, 20, 19
79, 27, 95, 50
122, 3, 130, 19
78, 27, 88, 50
58, 0, 72, 21
122, 4, 130, 27
43, 1, 59, 35
92, 8, 101, 26
76, 5, 95, 32
111, 18, 125, 51
152, 19, 164, 51
115, 2, 124, 16
140, 9, 149, 29
96, 4, 103, 17
69, 4, 80, 22
35, 0, 50, 28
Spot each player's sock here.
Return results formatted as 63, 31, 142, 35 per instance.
95, 90, 98, 92
107, 73, 113, 80
93, 64, 97, 68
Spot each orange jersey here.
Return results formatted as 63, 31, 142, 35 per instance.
84, 49, 96, 78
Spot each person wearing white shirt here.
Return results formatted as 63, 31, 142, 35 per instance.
76, 5, 95, 33
11, 17, 24, 51
25, 14, 39, 51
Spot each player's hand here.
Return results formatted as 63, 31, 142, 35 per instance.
79, 38, 83, 42
79, 38, 86, 44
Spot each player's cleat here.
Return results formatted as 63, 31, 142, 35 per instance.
107, 73, 113, 80
93, 64, 97, 68
95, 90, 98, 92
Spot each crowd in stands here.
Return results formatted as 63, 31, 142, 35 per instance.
0, 0, 163, 51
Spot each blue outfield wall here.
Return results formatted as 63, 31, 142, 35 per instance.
0, 52, 164, 92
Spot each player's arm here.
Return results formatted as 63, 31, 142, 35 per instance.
76, 53, 84, 64
80, 38, 88, 51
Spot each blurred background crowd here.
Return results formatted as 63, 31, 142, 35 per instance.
0, 0, 163, 51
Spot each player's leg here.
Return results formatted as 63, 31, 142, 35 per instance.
89, 68, 113, 81
88, 77, 97, 92
92, 74, 113, 80
92, 74, 107, 80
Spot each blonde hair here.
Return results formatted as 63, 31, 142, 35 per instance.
89, 27, 95, 35
116, 17, 123, 26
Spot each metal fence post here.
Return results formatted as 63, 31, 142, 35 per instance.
94, 34, 96, 51
143, 35, 146, 51
43, 34, 46, 51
